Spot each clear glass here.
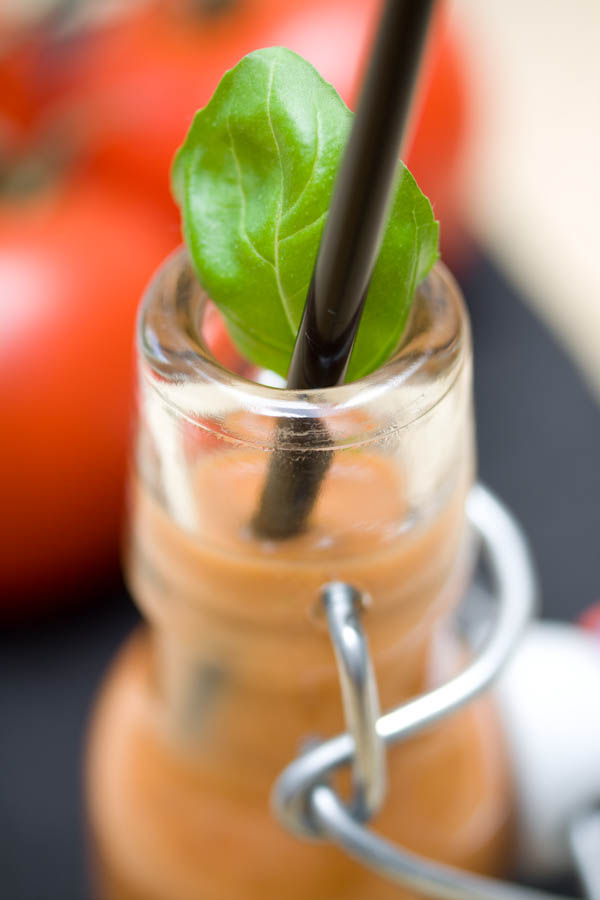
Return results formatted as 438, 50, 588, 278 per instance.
87, 249, 512, 900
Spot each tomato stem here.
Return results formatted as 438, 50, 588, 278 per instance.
190, 0, 238, 17
0, 128, 73, 199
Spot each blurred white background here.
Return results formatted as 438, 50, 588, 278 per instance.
454, 0, 600, 398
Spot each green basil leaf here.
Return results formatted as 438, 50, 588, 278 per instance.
173, 46, 438, 381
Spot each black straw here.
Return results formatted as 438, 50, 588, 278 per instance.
287, 0, 436, 390
254, 0, 437, 538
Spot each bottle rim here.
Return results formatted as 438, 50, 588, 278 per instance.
137, 247, 470, 447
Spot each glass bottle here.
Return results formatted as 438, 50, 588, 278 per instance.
86, 249, 513, 900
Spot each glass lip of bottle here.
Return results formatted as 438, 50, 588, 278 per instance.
137, 247, 470, 449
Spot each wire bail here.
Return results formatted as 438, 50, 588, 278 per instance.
321, 581, 386, 821
270, 485, 580, 899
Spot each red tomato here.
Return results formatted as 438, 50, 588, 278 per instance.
580, 604, 600, 641
0, 170, 178, 612
39, 0, 381, 213
0, 36, 46, 154
405, 11, 473, 265
41, 0, 471, 261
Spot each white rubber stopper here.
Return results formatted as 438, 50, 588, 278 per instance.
495, 622, 600, 879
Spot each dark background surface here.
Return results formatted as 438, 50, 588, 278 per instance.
1, 254, 599, 899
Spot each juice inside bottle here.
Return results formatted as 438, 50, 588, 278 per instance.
86, 251, 513, 899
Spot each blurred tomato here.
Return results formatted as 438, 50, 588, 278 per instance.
580, 603, 600, 640
405, 10, 473, 264
0, 169, 177, 611
41, 0, 471, 260
0, 36, 45, 155
42, 0, 380, 213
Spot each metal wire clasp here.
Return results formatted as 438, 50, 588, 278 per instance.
321, 581, 386, 821
271, 485, 579, 900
